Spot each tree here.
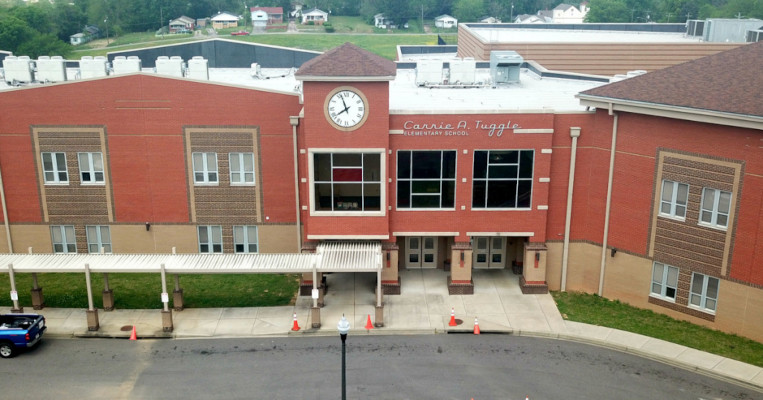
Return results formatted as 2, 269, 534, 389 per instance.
16, 33, 73, 59
584, 0, 631, 22
453, 0, 486, 22
379, 0, 414, 26
0, 14, 35, 54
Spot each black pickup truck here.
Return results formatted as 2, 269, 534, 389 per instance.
0, 314, 47, 358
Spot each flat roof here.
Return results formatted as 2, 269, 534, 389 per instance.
467, 27, 703, 44
1, 62, 606, 113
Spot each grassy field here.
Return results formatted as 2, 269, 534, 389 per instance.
0, 273, 299, 309
552, 291, 763, 367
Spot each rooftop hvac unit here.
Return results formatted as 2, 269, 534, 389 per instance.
186, 56, 209, 80
80, 56, 109, 78
36, 56, 67, 82
449, 58, 476, 85
686, 20, 705, 37
490, 51, 523, 84
415, 60, 443, 86
156, 56, 184, 77
3, 56, 35, 84
112, 56, 142, 74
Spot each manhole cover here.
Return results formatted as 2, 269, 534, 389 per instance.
120, 325, 134, 331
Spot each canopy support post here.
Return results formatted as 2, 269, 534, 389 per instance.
160, 263, 173, 332
8, 264, 22, 313
85, 263, 99, 331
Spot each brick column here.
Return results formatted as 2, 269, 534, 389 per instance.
521, 242, 549, 294
448, 242, 474, 294
380, 242, 400, 295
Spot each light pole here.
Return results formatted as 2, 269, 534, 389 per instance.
337, 314, 350, 400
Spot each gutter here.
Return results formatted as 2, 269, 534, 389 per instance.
0, 164, 12, 253
561, 127, 581, 291
290, 116, 302, 252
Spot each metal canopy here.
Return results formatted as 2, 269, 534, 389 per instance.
0, 241, 382, 274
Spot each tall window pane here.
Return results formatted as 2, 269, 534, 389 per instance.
472, 150, 533, 209
396, 150, 456, 209
313, 152, 382, 212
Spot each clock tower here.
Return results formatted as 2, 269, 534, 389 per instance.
294, 42, 396, 240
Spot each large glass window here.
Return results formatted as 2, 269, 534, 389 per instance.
650, 262, 678, 300
198, 225, 223, 253
397, 150, 456, 209
51, 225, 76, 253
233, 225, 258, 253
689, 273, 719, 312
192, 152, 218, 184
472, 150, 533, 209
700, 188, 731, 229
42, 152, 68, 184
229, 153, 255, 185
313, 152, 381, 212
659, 180, 688, 219
78, 152, 105, 184
86, 225, 111, 253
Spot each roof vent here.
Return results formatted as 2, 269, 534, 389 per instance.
156, 56, 185, 77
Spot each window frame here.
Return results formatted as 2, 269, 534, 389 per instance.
396, 150, 457, 210
309, 149, 386, 216
689, 272, 719, 313
41, 152, 69, 184
78, 152, 105, 185
229, 152, 255, 186
650, 262, 679, 301
699, 187, 731, 229
197, 225, 223, 253
471, 149, 534, 210
51, 225, 76, 253
85, 225, 112, 253
192, 152, 219, 185
233, 225, 258, 253
659, 180, 688, 220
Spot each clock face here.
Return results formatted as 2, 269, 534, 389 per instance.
326, 89, 367, 130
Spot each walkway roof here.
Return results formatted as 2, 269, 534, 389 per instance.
0, 242, 382, 274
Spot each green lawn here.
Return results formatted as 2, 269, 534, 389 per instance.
552, 291, 763, 367
0, 273, 299, 309
242, 33, 440, 60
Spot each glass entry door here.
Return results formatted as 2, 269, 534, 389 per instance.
406, 236, 437, 269
472, 237, 506, 269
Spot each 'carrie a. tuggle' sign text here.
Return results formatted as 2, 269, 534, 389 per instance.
402, 120, 521, 137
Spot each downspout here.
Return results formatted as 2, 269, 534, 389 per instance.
560, 127, 581, 291
0, 164, 13, 253
290, 116, 302, 252
598, 108, 619, 296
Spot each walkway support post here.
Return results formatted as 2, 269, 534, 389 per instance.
375, 256, 384, 327
84, 263, 99, 331
102, 272, 114, 311
160, 263, 173, 332
8, 264, 22, 313
31, 272, 44, 310
310, 262, 321, 328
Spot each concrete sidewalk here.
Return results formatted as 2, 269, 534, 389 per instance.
4, 269, 761, 391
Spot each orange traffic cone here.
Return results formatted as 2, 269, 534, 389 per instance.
448, 307, 457, 326
365, 314, 374, 330
129, 325, 137, 340
473, 317, 480, 335
291, 312, 300, 331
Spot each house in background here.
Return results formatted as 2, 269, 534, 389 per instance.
480, 16, 502, 23
374, 13, 393, 28
252, 9, 268, 30
69, 25, 100, 45
250, 7, 284, 25
552, 3, 589, 23
514, 14, 550, 23
301, 8, 328, 25
211, 11, 241, 29
435, 15, 458, 29
169, 16, 195, 33
290, 2, 304, 19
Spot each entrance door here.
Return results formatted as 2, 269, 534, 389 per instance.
472, 237, 506, 269
406, 236, 437, 269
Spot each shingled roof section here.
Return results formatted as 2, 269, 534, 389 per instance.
579, 41, 763, 118
295, 42, 397, 81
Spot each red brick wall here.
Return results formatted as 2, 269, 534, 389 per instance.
0, 74, 302, 225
